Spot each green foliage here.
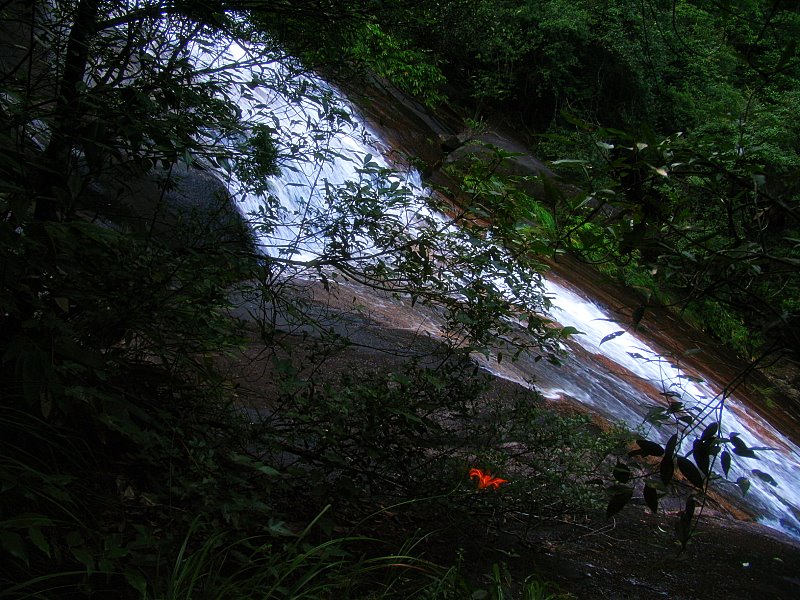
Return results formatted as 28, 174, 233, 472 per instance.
235, 124, 282, 192
685, 299, 760, 359
242, 348, 621, 521
542, 123, 800, 357
11, 0, 797, 593
441, 144, 561, 255
347, 23, 446, 106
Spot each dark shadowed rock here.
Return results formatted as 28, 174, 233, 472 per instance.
85, 161, 253, 250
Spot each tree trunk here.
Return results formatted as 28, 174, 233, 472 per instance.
34, 0, 100, 221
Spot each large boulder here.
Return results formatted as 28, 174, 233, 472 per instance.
85, 161, 253, 250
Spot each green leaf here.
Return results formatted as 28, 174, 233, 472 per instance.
560, 110, 594, 130
124, 569, 148, 596
606, 488, 633, 518
643, 407, 669, 425
28, 527, 50, 558
71, 547, 95, 571
0, 531, 29, 566
677, 456, 705, 488
736, 477, 751, 496
551, 159, 587, 166
559, 325, 583, 336
775, 40, 797, 71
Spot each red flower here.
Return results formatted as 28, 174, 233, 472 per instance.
469, 468, 508, 490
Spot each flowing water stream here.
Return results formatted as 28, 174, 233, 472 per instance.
197, 40, 800, 541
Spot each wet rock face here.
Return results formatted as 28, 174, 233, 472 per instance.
341, 74, 581, 208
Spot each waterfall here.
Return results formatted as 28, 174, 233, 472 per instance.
541, 277, 800, 538
197, 39, 800, 541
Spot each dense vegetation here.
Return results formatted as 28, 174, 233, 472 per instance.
2, 0, 798, 597
361, 0, 800, 361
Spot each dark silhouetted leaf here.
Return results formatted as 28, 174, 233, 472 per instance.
599, 330, 625, 345
700, 422, 719, 442
692, 439, 710, 475
737, 477, 750, 495
677, 456, 705, 488
675, 496, 696, 550
751, 470, 778, 486
664, 433, 678, 458
660, 455, 674, 485
675, 516, 690, 549
629, 439, 665, 458
685, 495, 696, 519
643, 407, 669, 425
721, 450, 731, 477
613, 461, 632, 483
606, 488, 633, 518
643, 484, 659, 514
731, 434, 757, 458
660, 434, 678, 485
632, 306, 645, 327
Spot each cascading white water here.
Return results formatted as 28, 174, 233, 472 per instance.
539, 277, 800, 538
196, 41, 431, 265
194, 37, 800, 540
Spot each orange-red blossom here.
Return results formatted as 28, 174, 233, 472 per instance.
469, 468, 508, 490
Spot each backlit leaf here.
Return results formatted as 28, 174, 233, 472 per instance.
632, 306, 645, 327
751, 470, 778, 486
731, 434, 757, 458
700, 422, 719, 442
676, 496, 696, 550
599, 330, 625, 345
643, 484, 659, 514
651, 166, 669, 177
630, 439, 665, 457
721, 450, 731, 477
692, 439, 710, 475
677, 456, 705, 488
660, 434, 678, 484
660, 455, 674, 485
